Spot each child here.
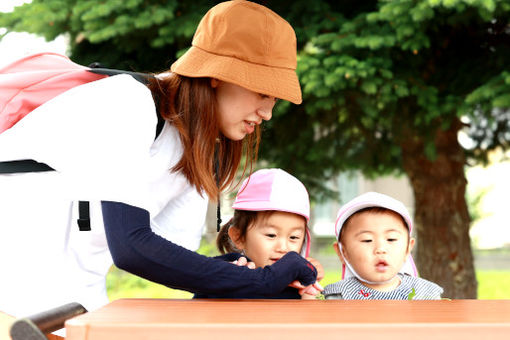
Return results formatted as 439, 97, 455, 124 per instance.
323, 192, 443, 300
194, 168, 323, 299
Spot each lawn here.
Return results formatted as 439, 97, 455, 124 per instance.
106, 267, 510, 300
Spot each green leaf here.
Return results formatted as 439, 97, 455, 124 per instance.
492, 94, 510, 108
361, 81, 377, 94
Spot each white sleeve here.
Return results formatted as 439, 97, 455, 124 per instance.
0, 75, 159, 212
151, 186, 209, 251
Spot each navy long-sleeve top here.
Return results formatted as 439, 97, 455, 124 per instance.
101, 201, 317, 297
193, 253, 301, 299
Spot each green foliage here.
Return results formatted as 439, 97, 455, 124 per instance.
466, 185, 491, 225
261, 0, 510, 196
476, 270, 510, 299
0, 0, 217, 70
1, 0, 510, 197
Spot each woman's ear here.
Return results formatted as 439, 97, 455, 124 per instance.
210, 78, 219, 88
333, 242, 346, 265
228, 226, 245, 251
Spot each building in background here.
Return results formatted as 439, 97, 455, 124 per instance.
311, 172, 414, 238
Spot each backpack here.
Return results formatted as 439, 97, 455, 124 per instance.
0, 52, 163, 230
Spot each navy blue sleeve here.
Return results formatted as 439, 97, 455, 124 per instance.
101, 201, 317, 297
193, 253, 301, 299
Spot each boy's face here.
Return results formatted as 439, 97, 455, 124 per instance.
229, 211, 306, 268
334, 210, 414, 290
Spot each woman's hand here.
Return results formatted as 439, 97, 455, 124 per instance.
288, 257, 324, 299
230, 256, 256, 269
305, 257, 324, 282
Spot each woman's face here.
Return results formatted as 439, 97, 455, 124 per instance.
212, 79, 277, 141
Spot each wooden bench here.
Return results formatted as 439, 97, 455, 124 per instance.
2, 302, 84, 340
65, 299, 510, 340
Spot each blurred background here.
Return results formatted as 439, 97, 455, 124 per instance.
2, 0, 510, 299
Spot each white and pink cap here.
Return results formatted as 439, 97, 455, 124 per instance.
233, 168, 311, 257
335, 192, 418, 282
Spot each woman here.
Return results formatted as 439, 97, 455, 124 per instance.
0, 0, 318, 318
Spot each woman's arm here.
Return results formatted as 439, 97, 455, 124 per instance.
101, 201, 317, 297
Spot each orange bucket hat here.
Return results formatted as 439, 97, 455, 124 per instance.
171, 0, 302, 104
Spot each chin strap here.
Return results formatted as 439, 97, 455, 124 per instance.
339, 242, 396, 285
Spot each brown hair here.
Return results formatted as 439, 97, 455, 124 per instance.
339, 207, 410, 243
148, 73, 260, 201
217, 210, 261, 254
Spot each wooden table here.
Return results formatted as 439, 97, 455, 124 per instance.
65, 299, 510, 340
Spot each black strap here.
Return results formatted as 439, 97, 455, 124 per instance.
87, 68, 165, 138
0, 160, 54, 173
0, 66, 163, 232
77, 201, 91, 231
214, 150, 222, 232
0, 161, 91, 231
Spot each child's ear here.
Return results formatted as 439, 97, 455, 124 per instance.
333, 242, 346, 265
407, 237, 416, 254
228, 226, 245, 251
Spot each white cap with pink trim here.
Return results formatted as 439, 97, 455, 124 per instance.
334, 191, 418, 282
232, 168, 311, 257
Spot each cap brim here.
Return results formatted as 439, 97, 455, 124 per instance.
233, 202, 309, 222
335, 198, 413, 239
171, 46, 302, 104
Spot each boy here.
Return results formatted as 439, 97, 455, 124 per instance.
324, 192, 443, 300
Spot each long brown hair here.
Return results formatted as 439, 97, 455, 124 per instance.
148, 73, 260, 201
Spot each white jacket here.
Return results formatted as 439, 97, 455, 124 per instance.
0, 75, 208, 316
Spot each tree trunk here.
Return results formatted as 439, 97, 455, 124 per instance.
400, 118, 477, 298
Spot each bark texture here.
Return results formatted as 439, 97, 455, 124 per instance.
401, 118, 477, 298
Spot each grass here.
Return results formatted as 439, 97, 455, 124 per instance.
106, 266, 510, 300
476, 270, 510, 299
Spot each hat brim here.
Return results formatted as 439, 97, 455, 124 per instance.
232, 202, 309, 222
334, 198, 413, 240
171, 46, 302, 104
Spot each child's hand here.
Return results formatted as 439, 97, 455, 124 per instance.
305, 257, 324, 282
230, 256, 256, 269
289, 280, 324, 298
300, 291, 318, 300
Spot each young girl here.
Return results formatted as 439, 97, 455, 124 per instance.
195, 168, 323, 299
324, 192, 443, 300
0, 1, 318, 323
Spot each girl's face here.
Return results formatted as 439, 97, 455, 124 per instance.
229, 211, 306, 268
334, 211, 414, 291
212, 79, 277, 141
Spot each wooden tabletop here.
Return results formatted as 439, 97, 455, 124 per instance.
65, 299, 510, 340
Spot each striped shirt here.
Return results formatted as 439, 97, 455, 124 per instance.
324, 274, 443, 300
